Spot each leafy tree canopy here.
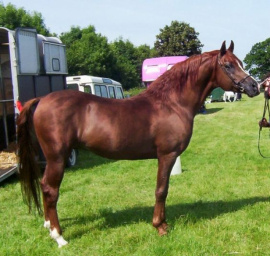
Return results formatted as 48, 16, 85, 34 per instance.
60, 26, 116, 78
61, 29, 156, 89
0, 3, 50, 35
154, 21, 203, 57
111, 39, 158, 89
244, 38, 270, 80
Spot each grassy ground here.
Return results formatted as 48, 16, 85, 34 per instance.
1, 93, 270, 255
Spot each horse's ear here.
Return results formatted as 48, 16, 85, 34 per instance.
228, 40, 234, 53
220, 41, 227, 57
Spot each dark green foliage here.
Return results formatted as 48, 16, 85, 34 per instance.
244, 38, 270, 80
61, 29, 156, 89
60, 26, 116, 78
0, 3, 50, 35
154, 21, 203, 57
110, 39, 155, 89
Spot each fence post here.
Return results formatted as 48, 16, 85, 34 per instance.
171, 156, 181, 175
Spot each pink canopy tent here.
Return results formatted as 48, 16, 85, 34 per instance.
142, 56, 188, 86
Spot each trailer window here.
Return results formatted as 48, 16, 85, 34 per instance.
94, 85, 101, 97
167, 64, 174, 70
100, 85, 108, 98
52, 58, 60, 71
94, 85, 108, 98
84, 85, 92, 94
116, 87, 124, 99
108, 86, 116, 98
67, 83, 79, 91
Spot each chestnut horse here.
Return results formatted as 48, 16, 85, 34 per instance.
17, 41, 259, 247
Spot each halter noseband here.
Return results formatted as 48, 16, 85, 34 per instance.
217, 56, 251, 92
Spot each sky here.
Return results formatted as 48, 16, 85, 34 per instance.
4, 0, 270, 61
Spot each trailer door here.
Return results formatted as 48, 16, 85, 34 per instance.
15, 28, 40, 75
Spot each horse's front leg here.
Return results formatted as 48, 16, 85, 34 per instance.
153, 153, 177, 236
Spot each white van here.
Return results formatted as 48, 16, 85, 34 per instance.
66, 75, 124, 99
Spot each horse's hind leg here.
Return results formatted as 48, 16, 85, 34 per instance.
40, 159, 68, 247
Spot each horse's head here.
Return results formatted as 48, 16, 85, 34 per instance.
216, 41, 259, 97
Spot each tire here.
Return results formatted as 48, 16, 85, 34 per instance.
66, 149, 78, 167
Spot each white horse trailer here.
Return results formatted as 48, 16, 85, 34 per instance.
0, 27, 69, 182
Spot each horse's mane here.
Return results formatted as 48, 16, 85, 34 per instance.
142, 50, 219, 100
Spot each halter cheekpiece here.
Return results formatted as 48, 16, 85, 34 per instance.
217, 55, 251, 92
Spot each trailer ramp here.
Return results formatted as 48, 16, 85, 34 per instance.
0, 165, 17, 182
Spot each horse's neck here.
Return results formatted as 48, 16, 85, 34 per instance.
175, 74, 215, 117
145, 54, 217, 116
182, 56, 217, 114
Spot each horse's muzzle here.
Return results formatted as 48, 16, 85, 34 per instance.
243, 81, 260, 97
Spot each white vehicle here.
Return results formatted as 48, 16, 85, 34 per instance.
66, 75, 124, 99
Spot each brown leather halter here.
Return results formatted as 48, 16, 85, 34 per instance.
218, 56, 251, 92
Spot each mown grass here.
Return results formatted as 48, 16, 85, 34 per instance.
1, 93, 270, 255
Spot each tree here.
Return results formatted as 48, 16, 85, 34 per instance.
60, 26, 116, 77
244, 38, 270, 80
110, 38, 141, 89
59, 26, 82, 47
61, 28, 154, 89
0, 3, 50, 35
154, 21, 203, 57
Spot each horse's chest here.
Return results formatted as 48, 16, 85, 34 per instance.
154, 116, 193, 148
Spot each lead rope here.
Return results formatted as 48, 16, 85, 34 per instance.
258, 97, 270, 158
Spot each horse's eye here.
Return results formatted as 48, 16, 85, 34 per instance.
225, 63, 232, 69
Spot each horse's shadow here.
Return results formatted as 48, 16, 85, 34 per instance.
62, 196, 270, 240
205, 107, 223, 114
68, 150, 117, 171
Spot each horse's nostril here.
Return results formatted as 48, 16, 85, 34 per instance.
252, 82, 259, 90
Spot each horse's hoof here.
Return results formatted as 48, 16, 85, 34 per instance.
57, 238, 68, 248
158, 227, 167, 236
50, 228, 68, 248
157, 222, 168, 236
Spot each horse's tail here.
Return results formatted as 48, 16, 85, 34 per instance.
16, 98, 42, 214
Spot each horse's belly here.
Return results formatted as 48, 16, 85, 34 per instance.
91, 148, 157, 160
84, 135, 157, 160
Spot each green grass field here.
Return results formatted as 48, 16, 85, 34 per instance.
1, 93, 270, 255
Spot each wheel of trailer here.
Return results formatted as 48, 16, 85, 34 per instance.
66, 149, 78, 167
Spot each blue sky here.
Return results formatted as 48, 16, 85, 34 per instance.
5, 0, 270, 61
